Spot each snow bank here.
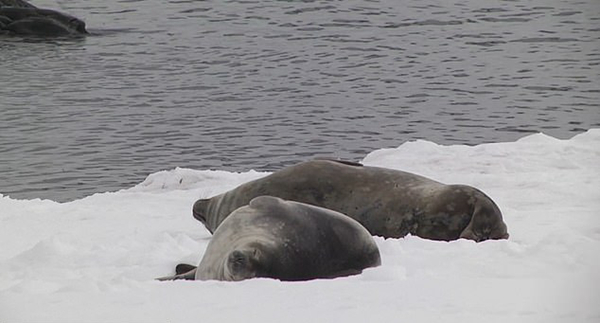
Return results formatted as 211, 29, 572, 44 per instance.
1, 130, 599, 323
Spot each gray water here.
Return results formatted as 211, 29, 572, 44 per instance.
1, 0, 599, 202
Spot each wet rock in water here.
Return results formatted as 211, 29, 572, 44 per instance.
0, 0, 88, 36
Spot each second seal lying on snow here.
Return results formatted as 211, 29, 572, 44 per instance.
193, 160, 509, 242
159, 196, 381, 281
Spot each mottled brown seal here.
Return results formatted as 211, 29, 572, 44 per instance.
193, 160, 509, 242
160, 196, 381, 281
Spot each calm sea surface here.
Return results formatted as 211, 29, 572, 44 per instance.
1, 0, 599, 202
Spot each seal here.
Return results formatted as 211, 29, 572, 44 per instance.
0, 0, 37, 9
159, 196, 381, 281
0, 1, 87, 36
2, 15, 83, 35
193, 160, 509, 242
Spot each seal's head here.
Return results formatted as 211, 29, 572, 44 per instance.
67, 16, 87, 34
459, 196, 509, 242
460, 220, 509, 242
36, 8, 88, 34
223, 245, 272, 281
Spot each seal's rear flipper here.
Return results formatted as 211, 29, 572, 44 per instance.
314, 158, 363, 167
156, 263, 198, 281
192, 199, 211, 229
176, 263, 197, 275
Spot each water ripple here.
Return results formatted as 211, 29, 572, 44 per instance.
0, 0, 598, 201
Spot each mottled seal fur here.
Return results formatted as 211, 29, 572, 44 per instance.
193, 160, 509, 242
160, 196, 381, 281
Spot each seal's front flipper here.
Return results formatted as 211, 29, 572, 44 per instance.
156, 264, 198, 281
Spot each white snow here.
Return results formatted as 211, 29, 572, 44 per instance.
1, 130, 599, 323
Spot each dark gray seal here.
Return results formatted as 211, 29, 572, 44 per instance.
160, 196, 381, 282
2, 15, 84, 35
193, 160, 509, 242
0, 1, 87, 36
0, 0, 36, 8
